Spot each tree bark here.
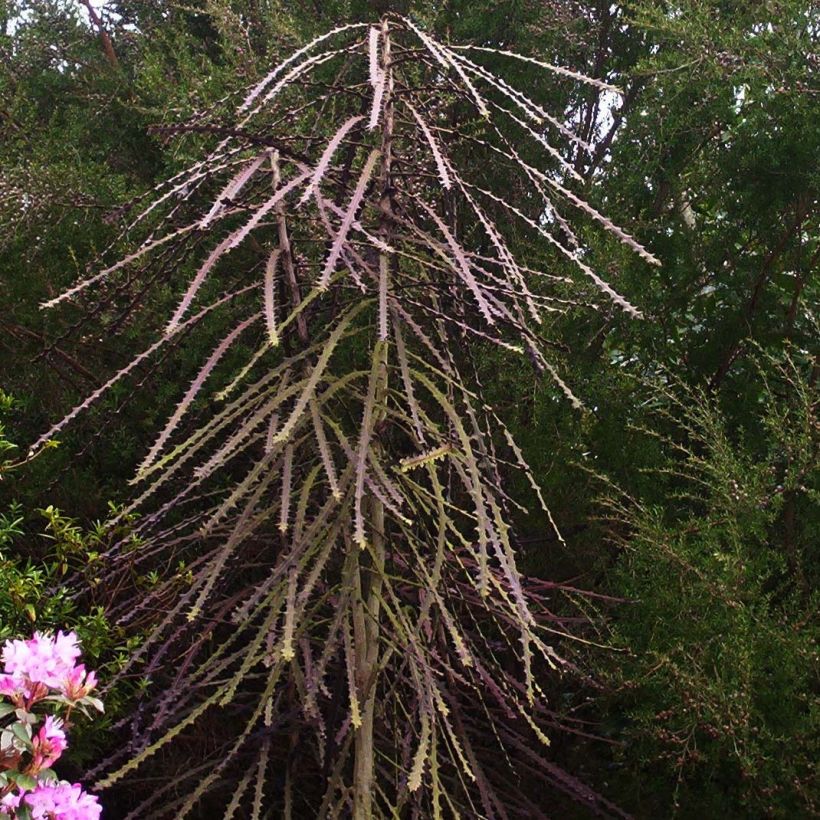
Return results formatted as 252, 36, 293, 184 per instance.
81, 0, 120, 70
352, 17, 394, 819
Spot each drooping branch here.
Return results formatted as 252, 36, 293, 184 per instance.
35, 14, 659, 817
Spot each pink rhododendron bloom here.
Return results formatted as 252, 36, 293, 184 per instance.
60, 665, 97, 702
0, 632, 104, 818
0, 792, 21, 815
0, 672, 48, 706
32, 715, 68, 769
1, 632, 81, 691
0, 674, 25, 700
21, 782, 101, 820
48, 633, 81, 672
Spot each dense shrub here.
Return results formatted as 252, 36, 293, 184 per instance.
594, 353, 818, 817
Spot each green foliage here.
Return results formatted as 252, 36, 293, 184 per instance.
588, 0, 818, 389
594, 352, 818, 817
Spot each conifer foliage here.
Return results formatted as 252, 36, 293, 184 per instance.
35, 15, 654, 818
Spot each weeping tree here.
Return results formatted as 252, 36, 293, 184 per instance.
34, 14, 657, 818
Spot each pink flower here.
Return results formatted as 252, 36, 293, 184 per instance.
0, 673, 47, 706
60, 665, 97, 702
0, 792, 21, 815
1, 632, 81, 691
0, 674, 25, 700
32, 715, 68, 769
21, 782, 101, 820
52, 633, 82, 671
0, 632, 91, 708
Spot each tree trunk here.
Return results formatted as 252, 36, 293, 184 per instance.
352, 17, 394, 819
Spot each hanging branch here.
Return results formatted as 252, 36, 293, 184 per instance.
37, 14, 656, 819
